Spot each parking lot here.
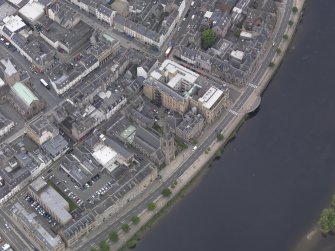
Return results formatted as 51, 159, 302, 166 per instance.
44, 154, 155, 212
47, 166, 116, 209
23, 194, 58, 228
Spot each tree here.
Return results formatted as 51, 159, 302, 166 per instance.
191, 139, 198, 145
162, 188, 172, 197
234, 29, 241, 37
283, 34, 289, 40
331, 194, 335, 208
127, 239, 138, 249
319, 208, 335, 235
292, 6, 298, 13
201, 29, 216, 50
217, 133, 224, 141
147, 202, 156, 211
276, 48, 282, 54
122, 223, 130, 233
269, 62, 275, 68
99, 240, 110, 251
131, 216, 140, 225
109, 231, 119, 243
288, 20, 294, 26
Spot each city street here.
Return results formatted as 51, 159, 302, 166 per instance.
0, 42, 62, 109
0, 0, 294, 250
0, 205, 36, 251
73, 0, 294, 249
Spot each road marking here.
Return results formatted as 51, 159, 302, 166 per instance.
248, 83, 258, 89
90, 243, 98, 248
228, 110, 239, 116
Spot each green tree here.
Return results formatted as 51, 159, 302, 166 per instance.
276, 48, 282, 54
217, 133, 224, 141
147, 202, 156, 211
109, 231, 119, 243
269, 62, 275, 68
283, 34, 289, 40
122, 223, 130, 233
171, 180, 178, 189
127, 239, 138, 249
319, 208, 335, 235
288, 20, 294, 26
99, 240, 110, 251
191, 139, 198, 145
131, 215, 140, 225
331, 194, 335, 208
292, 6, 298, 13
162, 188, 172, 197
201, 29, 216, 49
90, 249, 98, 251
234, 29, 241, 37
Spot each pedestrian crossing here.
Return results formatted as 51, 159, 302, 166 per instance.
248, 83, 258, 89
229, 110, 239, 116
90, 243, 98, 248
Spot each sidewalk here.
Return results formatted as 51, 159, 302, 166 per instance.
79, 1, 306, 250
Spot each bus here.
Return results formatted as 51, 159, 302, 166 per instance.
165, 46, 173, 57
40, 79, 50, 89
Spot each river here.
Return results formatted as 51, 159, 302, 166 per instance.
134, 1, 335, 251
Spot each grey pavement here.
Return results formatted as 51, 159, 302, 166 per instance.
0, 205, 36, 251
0, 42, 62, 108
73, 0, 294, 249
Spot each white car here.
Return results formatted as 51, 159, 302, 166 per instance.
192, 146, 198, 151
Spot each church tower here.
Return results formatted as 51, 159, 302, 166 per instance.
159, 109, 175, 165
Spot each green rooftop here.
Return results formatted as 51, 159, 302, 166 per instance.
120, 125, 136, 144
11, 82, 39, 107
102, 33, 116, 44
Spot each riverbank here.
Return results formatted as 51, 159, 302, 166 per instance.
291, 226, 335, 251
107, 1, 306, 251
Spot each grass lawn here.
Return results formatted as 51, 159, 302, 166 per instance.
47, 181, 77, 212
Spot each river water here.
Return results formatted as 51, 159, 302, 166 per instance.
134, 1, 335, 251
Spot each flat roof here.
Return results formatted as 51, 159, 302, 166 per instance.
104, 137, 133, 159
19, 2, 45, 22
151, 70, 162, 80
199, 87, 224, 110
102, 33, 116, 44
204, 11, 213, 19
0, 2, 16, 22
11, 203, 64, 250
11, 82, 39, 107
30, 177, 47, 192
240, 31, 253, 38
120, 125, 136, 143
159, 60, 199, 89
39, 186, 72, 225
230, 50, 244, 61
7, 0, 24, 5
3, 15, 26, 33
92, 144, 117, 166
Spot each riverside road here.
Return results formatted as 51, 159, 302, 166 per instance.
80, 0, 294, 249
135, 0, 335, 251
